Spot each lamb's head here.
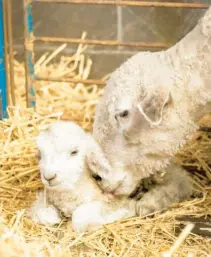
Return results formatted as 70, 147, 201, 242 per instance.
36, 121, 89, 190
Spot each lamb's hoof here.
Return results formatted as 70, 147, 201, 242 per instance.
72, 202, 104, 233
28, 205, 62, 226
135, 199, 157, 217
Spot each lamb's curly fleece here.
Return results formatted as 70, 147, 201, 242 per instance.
91, 7, 211, 215
28, 121, 136, 233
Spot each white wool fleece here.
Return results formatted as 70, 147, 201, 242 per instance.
90, 7, 211, 215
27, 121, 136, 233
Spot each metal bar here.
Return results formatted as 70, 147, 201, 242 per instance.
34, 76, 106, 86
117, 2, 123, 42
23, 0, 36, 108
35, 0, 209, 9
35, 36, 170, 49
0, 0, 8, 119
6, 0, 16, 105
2, 0, 10, 107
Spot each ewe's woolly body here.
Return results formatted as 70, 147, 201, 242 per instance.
93, 7, 211, 184
30, 121, 136, 232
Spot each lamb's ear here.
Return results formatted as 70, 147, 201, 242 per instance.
86, 140, 111, 177
137, 87, 172, 126
86, 151, 111, 177
35, 149, 41, 160
36, 130, 48, 148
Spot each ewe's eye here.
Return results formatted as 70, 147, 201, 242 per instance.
119, 110, 129, 118
70, 150, 78, 156
92, 173, 102, 181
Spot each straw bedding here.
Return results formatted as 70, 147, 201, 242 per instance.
0, 40, 211, 257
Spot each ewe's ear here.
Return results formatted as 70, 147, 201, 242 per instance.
137, 87, 172, 126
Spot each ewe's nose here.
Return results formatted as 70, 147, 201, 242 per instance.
44, 174, 57, 182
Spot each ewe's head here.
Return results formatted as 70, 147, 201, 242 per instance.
107, 52, 174, 140
36, 121, 88, 190
93, 52, 193, 196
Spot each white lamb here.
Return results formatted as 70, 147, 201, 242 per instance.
90, 7, 211, 216
28, 121, 136, 233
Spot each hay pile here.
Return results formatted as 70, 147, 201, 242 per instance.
0, 39, 211, 257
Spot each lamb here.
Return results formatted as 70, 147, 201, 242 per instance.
90, 7, 211, 216
27, 121, 136, 233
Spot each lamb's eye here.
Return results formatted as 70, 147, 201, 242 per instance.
92, 173, 102, 181
70, 150, 78, 156
119, 110, 129, 118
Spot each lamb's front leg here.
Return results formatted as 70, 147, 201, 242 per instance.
136, 164, 192, 216
27, 190, 62, 226
72, 199, 136, 233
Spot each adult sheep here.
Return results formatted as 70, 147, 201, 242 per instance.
89, 7, 211, 216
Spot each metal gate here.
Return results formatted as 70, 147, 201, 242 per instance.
0, 0, 209, 119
